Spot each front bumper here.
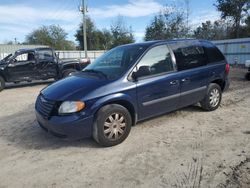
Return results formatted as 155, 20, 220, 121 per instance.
36, 111, 94, 140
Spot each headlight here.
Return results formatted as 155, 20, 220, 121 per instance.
58, 101, 85, 115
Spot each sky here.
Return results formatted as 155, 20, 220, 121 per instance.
0, 0, 221, 44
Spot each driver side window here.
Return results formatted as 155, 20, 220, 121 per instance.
15, 53, 28, 62
135, 45, 174, 78
15, 52, 35, 63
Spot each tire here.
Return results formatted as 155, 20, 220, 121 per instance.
93, 104, 132, 147
200, 83, 222, 111
245, 72, 250, 81
62, 69, 77, 78
0, 76, 5, 92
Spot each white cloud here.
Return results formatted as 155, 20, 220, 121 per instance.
134, 32, 145, 42
0, 4, 81, 42
190, 10, 220, 28
134, 32, 145, 38
90, 0, 164, 18
0, 5, 79, 24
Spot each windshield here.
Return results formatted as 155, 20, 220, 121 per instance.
82, 45, 147, 80
1, 54, 13, 62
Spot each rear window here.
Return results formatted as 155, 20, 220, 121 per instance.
203, 42, 225, 63
38, 50, 54, 61
170, 42, 207, 71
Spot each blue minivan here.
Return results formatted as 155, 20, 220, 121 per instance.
35, 39, 230, 146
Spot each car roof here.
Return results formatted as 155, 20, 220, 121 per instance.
121, 39, 211, 48
15, 47, 52, 54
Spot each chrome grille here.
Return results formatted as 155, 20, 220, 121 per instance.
35, 95, 55, 119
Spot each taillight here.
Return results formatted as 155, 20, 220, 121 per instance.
225, 63, 230, 74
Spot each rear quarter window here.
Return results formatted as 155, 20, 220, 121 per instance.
169, 42, 207, 71
203, 42, 225, 64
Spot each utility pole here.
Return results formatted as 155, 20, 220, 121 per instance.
80, 0, 88, 58
185, 0, 190, 38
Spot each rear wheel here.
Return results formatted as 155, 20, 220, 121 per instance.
0, 76, 5, 92
93, 104, 132, 147
200, 83, 222, 111
62, 69, 77, 78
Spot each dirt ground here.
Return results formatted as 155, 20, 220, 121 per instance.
0, 68, 249, 188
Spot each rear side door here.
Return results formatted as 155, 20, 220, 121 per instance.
36, 49, 58, 79
169, 41, 209, 108
203, 41, 228, 83
132, 44, 180, 120
6, 51, 36, 81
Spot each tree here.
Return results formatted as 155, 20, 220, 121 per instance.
145, 15, 166, 41
193, 20, 230, 40
144, 7, 186, 41
26, 25, 75, 50
239, 15, 250, 37
3, 40, 14, 45
75, 17, 113, 50
110, 16, 135, 48
215, 0, 250, 38
75, 16, 135, 50
163, 10, 186, 39
98, 29, 113, 50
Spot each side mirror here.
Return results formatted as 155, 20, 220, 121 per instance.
132, 66, 151, 80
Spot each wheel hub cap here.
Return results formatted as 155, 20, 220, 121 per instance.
209, 88, 220, 107
104, 113, 126, 141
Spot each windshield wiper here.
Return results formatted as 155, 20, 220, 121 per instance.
82, 69, 108, 78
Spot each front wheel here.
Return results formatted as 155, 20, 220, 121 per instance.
0, 76, 5, 92
200, 83, 222, 111
93, 104, 132, 147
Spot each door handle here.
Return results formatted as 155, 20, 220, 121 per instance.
170, 80, 178, 85
181, 78, 189, 82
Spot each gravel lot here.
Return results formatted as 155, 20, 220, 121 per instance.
0, 68, 249, 188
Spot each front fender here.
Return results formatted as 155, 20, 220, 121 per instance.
90, 93, 137, 117
0, 69, 7, 81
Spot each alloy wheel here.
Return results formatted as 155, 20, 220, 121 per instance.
209, 88, 220, 107
103, 113, 126, 141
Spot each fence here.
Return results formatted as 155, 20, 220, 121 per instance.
0, 53, 9, 60
56, 50, 105, 62
0, 49, 105, 62
213, 38, 250, 65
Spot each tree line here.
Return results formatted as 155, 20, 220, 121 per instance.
11, 0, 250, 50
145, 0, 250, 41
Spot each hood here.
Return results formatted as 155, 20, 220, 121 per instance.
0, 60, 7, 68
41, 74, 110, 101
0, 60, 6, 65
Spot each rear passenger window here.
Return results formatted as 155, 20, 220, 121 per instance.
170, 43, 207, 71
135, 45, 174, 78
203, 42, 225, 64
38, 50, 54, 61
